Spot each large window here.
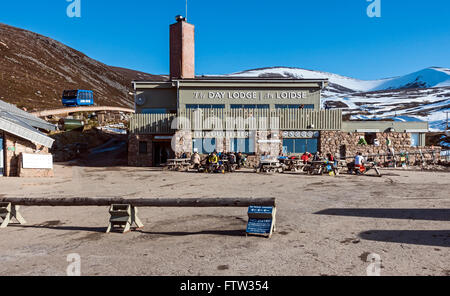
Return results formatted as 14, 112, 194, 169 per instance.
230, 138, 255, 154
282, 138, 318, 154
141, 108, 167, 114
186, 104, 225, 109
230, 104, 270, 109
276, 104, 314, 109
193, 138, 217, 154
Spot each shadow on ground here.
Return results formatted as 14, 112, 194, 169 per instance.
315, 208, 450, 221
9, 224, 246, 237
359, 230, 450, 247
137, 229, 246, 237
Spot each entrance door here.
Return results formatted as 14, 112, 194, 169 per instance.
339, 145, 347, 159
153, 141, 174, 166
0, 136, 3, 176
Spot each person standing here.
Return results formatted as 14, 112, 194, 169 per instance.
386, 136, 396, 168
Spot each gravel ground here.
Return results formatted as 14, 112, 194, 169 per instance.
0, 164, 449, 276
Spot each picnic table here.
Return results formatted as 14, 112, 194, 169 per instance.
255, 159, 284, 173
279, 158, 306, 172
347, 161, 381, 176
304, 160, 340, 175
166, 158, 191, 171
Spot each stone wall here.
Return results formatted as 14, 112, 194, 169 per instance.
255, 131, 283, 157
2, 132, 52, 177
319, 131, 441, 164
174, 130, 193, 156
128, 134, 153, 167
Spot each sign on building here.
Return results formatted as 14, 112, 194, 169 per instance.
22, 153, 53, 169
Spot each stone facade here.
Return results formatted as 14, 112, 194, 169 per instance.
319, 131, 441, 163
174, 130, 193, 156
128, 130, 441, 167
2, 132, 52, 177
254, 131, 283, 156
128, 134, 154, 167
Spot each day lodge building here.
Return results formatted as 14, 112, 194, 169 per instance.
128, 16, 432, 167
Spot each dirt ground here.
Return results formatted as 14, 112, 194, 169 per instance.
0, 164, 449, 276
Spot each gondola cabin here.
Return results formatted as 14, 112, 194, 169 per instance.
62, 90, 94, 107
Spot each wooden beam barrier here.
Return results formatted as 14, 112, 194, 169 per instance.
0, 197, 276, 207
0, 198, 277, 237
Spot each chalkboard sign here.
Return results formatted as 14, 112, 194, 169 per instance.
246, 206, 276, 238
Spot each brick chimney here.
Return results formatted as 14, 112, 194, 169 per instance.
170, 15, 195, 79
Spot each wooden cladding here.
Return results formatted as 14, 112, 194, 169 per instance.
130, 109, 342, 134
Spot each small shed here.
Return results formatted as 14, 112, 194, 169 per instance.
0, 100, 56, 177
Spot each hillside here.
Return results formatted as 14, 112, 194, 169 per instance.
0, 23, 448, 132
228, 67, 450, 131
0, 23, 164, 111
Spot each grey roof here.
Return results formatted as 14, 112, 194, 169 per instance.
0, 100, 56, 131
0, 100, 55, 148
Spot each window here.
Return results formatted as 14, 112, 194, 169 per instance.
230, 104, 270, 109
364, 133, 377, 145
411, 133, 420, 147
193, 138, 216, 154
141, 108, 167, 114
282, 139, 318, 154
139, 141, 148, 154
230, 138, 255, 154
186, 104, 225, 109
276, 104, 314, 109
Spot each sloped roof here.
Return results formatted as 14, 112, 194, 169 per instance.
0, 100, 56, 131
0, 100, 55, 148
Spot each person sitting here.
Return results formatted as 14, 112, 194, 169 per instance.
260, 152, 269, 162
209, 152, 218, 164
257, 152, 269, 172
228, 152, 236, 165
354, 152, 366, 174
301, 152, 312, 164
206, 152, 219, 173
191, 151, 201, 170
313, 151, 321, 161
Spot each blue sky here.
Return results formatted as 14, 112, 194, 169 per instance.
0, 0, 449, 79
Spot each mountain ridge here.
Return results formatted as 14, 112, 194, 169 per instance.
227, 66, 450, 131
0, 23, 164, 111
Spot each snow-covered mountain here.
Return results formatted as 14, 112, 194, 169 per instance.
227, 67, 450, 131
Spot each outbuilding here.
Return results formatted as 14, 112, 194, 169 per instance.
0, 100, 55, 177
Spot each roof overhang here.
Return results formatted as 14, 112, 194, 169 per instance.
0, 115, 54, 148
133, 78, 329, 90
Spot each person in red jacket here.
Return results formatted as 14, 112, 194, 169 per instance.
301, 152, 312, 164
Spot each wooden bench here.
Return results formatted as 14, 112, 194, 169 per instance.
166, 158, 191, 171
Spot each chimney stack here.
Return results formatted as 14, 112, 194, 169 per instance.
170, 15, 195, 79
